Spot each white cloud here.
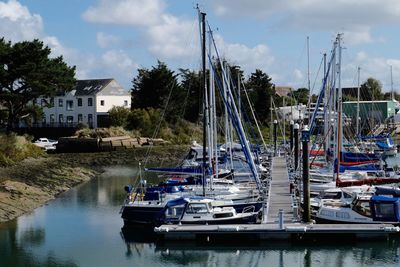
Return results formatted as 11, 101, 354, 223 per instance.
0, 0, 43, 41
82, 0, 165, 26
212, 0, 400, 45
213, 34, 274, 75
147, 14, 198, 60
96, 32, 120, 48
102, 49, 137, 70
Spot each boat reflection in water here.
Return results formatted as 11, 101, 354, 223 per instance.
120, 226, 400, 267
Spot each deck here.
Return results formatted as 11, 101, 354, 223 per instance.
266, 156, 294, 223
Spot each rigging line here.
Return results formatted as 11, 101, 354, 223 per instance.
241, 78, 267, 149
306, 55, 324, 118
271, 97, 285, 141
143, 78, 176, 168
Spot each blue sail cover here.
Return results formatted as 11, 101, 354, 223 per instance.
340, 151, 380, 162
370, 195, 400, 222
334, 159, 380, 173
375, 186, 400, 197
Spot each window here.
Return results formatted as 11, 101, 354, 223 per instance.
100, 100, 105, 106
41, 98, 46, 107
66, 116, 73, 124
124, 100, 128, 106
186, 204, 208, 214
88, 98, 93, 106
66, 100, 73, 111
78, 98, 82, 107
59, 99, 63, 107
78, 114, 83, 123
59, 114, 64, 123
50, 114, 55, 123
88, 114, 93, 124
50, 97, 54, 106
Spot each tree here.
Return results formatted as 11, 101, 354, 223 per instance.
291, 88, 310, 105
131, 61, 184, 123
179, 69, 201, 122
360, 78, 383, 101
245, 69, 275, 124
108, 106, 130, 127
0, 39, 76, 131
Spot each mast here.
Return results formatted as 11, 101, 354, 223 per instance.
208, 28, 214, 189
391, 65, 394, 100
356, 66, 360, 136
201, 12, 207, 197
336, 34, 343, 184
307, 36, 311, 92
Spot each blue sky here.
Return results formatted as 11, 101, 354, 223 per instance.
1, 0, 400, 94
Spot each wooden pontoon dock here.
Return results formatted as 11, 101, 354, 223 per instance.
155, 156, 400, 242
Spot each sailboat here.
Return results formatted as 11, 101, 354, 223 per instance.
120, 10, 264, 227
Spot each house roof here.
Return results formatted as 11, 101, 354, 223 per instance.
57, 78, 129, 96
275, 86, 292, 97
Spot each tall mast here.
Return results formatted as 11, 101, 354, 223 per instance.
356, 66, 360, 136
336, 34, 343, 184
391, 65, 394, 100
201, 12, 207, 197
307, 36, 311, 92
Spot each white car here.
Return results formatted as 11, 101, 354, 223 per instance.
34, 138, 58, 151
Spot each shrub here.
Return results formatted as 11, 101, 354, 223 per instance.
0, 134, 44, 166
109, 106, 130, 127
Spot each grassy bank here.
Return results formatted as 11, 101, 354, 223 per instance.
0, 145, 188, 223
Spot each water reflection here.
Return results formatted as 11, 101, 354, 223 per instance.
1, 165, 400, 267
0, 220, 77, 267
119, 224, 400, 267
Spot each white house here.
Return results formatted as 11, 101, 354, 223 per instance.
34, 78, 131, 128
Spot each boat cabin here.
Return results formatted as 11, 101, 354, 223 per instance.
370, 195, 400, 222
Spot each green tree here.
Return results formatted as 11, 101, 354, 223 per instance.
291, 87, 310, 105
360, 78, 383, 101
245, 69, 275, 124
126, 108, 163, 137
0, 39, 76, 132
131, 61, 184, 123
179, 69, 202, 122
108, 106, 130, 127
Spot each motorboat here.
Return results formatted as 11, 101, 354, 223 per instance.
158, 197, 261, 225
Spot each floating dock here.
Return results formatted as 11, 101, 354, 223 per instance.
155, 156, 400, 242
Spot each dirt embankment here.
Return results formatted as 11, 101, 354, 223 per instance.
0, 145, 188, 223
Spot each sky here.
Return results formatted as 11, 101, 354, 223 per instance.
1, 0, 400, 94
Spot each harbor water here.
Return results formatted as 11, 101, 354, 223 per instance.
1, 165, 400, 267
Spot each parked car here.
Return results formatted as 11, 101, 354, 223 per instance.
34, 138, 58, 151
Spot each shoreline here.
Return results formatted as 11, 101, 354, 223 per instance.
0, 145, 188, 223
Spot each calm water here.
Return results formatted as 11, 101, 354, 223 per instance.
1, 165, 400, 267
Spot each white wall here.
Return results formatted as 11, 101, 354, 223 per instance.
95, 95, 131, 113
42, 92, 97, 127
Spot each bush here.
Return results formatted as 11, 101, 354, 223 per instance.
109, 106, 130, 127
0, 134, 44, 166
74, 127, 135, 138
126, 108, 163, 137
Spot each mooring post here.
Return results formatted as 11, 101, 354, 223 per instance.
289, 120, 294, 153
294, 123, 299, 170
273, 120, 278, 156
278, 209, 284, 229
302, 125, 311, 223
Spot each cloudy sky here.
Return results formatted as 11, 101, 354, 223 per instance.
1, 0, 400, 93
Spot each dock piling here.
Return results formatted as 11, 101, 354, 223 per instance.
302, 126, 311, 223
